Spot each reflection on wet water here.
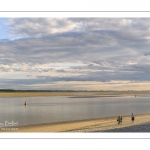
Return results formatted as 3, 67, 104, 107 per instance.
0, 96, 150, 126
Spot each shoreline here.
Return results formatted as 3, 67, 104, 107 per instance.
1, 113, 150, 132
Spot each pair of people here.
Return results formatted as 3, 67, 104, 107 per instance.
117, 116, 122, 124
117, 113, 135, 125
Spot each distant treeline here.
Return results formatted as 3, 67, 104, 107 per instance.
0, 89, 16, 92
0, 89, 88, 92
0, 89, 150, 92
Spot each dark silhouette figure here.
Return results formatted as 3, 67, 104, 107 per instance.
131, 113, 134, 121
24, 101, 27, 106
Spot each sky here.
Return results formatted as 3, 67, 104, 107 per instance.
1, 18, 150, 90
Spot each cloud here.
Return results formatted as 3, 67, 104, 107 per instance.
7, 18, 80, 36
1, 18, 150, 90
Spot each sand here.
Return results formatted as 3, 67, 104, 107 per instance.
1, 114, 150, 132
1, 91, 150, 98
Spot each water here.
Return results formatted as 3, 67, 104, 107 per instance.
0, 96, 150, 126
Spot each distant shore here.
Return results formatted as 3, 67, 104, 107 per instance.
1, 91, 150, 97
1, 113, 150, 132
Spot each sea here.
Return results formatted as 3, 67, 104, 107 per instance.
0, 96, 150, 127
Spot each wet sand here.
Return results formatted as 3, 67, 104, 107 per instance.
1, 114, 150, 132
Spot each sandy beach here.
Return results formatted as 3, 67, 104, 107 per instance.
1, 113, 150, 132
1, 91, 150, 98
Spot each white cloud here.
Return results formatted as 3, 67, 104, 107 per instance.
7, 18, 80, 36
120, 19, 132, 26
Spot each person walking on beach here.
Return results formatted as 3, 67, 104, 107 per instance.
120, 116, 122, 124
24, 101, 27, 107
117, 116, 120, 125
131, 113, 134, 121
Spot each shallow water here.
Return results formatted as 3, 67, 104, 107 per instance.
0, 96, 150, 126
